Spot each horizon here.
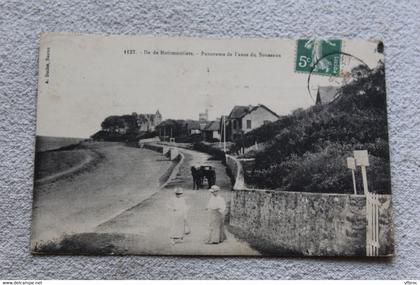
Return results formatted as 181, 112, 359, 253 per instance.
36, 35, 382, 138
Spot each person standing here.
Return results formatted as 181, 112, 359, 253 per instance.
169, 187, 190, 245
206, 185, 227, 244
191, 166, 198, 190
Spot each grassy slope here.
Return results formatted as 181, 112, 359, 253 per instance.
234, 63, 391, 194
34, 149, 91, 180
35, 136, 84, 152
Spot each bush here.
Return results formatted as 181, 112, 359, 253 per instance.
193, 142, 226, 161
32, 233, 129, 255
239, 62, 391, 194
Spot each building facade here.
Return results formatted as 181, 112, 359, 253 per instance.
315, 86, 339, 105
133, 110, 162, 132
203, 119, 221, 142
223, 105, 279, 141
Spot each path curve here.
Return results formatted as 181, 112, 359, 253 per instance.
96, 146, 259, 255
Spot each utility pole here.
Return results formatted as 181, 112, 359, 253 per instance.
223, 116, 226, 153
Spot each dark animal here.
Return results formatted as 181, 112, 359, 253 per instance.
191, 166, 200, 190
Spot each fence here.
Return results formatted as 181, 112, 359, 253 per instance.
233, 142, 264, 156
366, 191, 381, 256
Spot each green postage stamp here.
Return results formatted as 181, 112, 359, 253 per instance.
295, 39, 342, 76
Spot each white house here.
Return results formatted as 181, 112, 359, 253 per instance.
203, 119, 221, 141
224, 104, 279, 141
315, 86, 339, 105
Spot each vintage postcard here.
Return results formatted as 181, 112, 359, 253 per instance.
32, 33, 393, 256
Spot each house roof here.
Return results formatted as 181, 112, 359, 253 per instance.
204, 120, 221, 131
229, 106, 251, 119
185, 120, 201, 130
157, 119, 175, 127
316, 86, 339, 104
228, 104, 279, 119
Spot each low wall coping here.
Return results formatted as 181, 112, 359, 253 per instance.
233, 187, 391, 198
226, 154, 247, 190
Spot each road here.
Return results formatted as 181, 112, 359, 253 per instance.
95, 146, 258, 255
32, 142, 258, 255
31, 142, 173, 244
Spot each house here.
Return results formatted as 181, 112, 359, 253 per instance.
203, 119, 221, 142
156, 119, 204, 142
132, 110, 162, 132
223, 104, 279, 141
315, 86, 339, 105
185, 120, 202, 135
156, 119, 181, 140
100, 110, 162, 135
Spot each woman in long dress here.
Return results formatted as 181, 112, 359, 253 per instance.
169, 187, 189, 245
206, 185, 227, 244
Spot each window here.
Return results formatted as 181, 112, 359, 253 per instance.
233, 120, 237, 129
246, 120, 252, 129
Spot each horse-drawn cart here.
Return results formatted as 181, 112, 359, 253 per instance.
191, 165, 216, 189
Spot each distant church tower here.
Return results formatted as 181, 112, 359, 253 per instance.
199, 109, 208, 122
155, 110, 162, 126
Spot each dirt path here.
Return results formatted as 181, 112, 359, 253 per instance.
96, 147, 259, 255
31, 142, 173, 244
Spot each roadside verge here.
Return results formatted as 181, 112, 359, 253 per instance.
143, 143, 185, 189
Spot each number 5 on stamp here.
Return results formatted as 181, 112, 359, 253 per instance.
295, 39, 342, 76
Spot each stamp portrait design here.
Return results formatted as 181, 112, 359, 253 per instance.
295, 39, 342, 76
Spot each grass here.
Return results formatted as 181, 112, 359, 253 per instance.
34, 149, 90, 180
36, 136, 84, 152
32, 232, 130, 255
227, 225, 304, 256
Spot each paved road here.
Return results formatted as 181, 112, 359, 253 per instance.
31, 142, 172, 244
96, 147, 259, 255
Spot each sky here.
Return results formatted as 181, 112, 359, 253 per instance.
36, 34, 383, 138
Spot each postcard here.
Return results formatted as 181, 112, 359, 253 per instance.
32, 33, 393, 256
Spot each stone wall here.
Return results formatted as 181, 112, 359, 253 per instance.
143, 143, 185, 189
143, 143, 181, 161
230, 189, 393, 256
143, 143, 164, 153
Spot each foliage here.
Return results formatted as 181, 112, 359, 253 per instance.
91, 130, 140, 142
238, 62, 391, 194
193, 142, 226, 161
33, 233, 128, 255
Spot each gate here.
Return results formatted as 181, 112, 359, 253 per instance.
366, 192, 380, 256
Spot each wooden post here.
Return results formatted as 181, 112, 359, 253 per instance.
354, 150, 379, 256
223, 116, 226, 153
346, 157, 357, 195
361, 165, 369, 195
354, 150, 370, 195
351, 169, 357, 195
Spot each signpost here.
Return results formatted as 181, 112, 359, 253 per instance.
346, 157, 357, 195
354, 150, 370, 195
348, 150, 379, 256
